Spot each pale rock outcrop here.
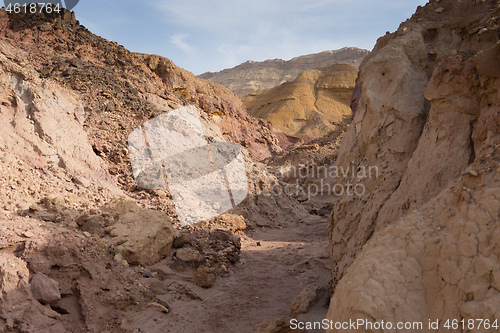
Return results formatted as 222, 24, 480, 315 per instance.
101, 198, 174, 266
0, 45, 119, 193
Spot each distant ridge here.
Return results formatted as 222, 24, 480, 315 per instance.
198, 47, 368, 96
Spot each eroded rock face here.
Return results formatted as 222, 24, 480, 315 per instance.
0, 47, 118, 194
133, 53, 282, 161
328, 0, 500, 329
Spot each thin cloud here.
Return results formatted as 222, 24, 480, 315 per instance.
170, 33, 196, 56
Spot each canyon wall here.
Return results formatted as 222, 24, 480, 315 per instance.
328, 0, 500, 330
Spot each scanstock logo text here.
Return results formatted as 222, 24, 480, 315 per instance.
128, 105, 248, 227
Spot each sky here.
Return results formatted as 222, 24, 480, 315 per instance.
70, 0, 428, 75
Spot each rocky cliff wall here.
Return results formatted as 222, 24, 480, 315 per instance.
327, 0, 500, 329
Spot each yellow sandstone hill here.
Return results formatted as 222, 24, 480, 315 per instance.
242, 63, 358, 138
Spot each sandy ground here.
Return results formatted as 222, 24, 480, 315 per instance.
122, 214, 331, 333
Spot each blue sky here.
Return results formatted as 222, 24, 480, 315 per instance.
72, 0, 428, 75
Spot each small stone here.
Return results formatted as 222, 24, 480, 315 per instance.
31, 273, 61, 306
106, 102, 115, 112
154, 298, 170, 310
290, 283, 321, 316
173, 234, 192, 248
80, 220, 103, 236
22, 231, 35, 238
83, 231, 91, 237
114, 253, 123, 262
148, 302, 169, 313
195, 267, 216, 288
435, 7, 444, 13
175, 248, 201, 263
76, 214, 90, 226
477, 28, 488, 35
28, 204, 41, 212
469, 170, 479, 177
73, 176, 91, 188
17, 203, 30, 211
155, 190, 167, 199
253, 317, 296, 333
110, 229, 119, 237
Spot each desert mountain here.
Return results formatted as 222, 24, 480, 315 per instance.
242, 63, 358, 138
199, 47, 368, 96
326, 0, 500, 329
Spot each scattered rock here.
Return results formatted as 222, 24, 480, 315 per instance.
148, 302, 169, 313
290, 283, 320, 316
114, 253, 123, 262
30, 273, 61, 306
73, 176, 91, 188
175, 248, 201, 263
76, 213, 90, 226
101, 198, 174, 266
195, 267, 217, 288
172, 234, 192, 248
210, 213, 246, 233
80, 219, 103, 235
22, 230, 35, 238
17, 202, 30, 211
253, 317, 300, 333
106, 102, 115, 112
292, 143, 320, 151
327, 0, 500, 329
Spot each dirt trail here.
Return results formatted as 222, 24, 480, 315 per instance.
122, 214, 331, 333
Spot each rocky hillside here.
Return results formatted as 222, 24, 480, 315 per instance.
1, 9, 281, 163
242, 63, 358, 138
199, 47, 368, 96
327, 0, 500, 330
0, 8, 326, 332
